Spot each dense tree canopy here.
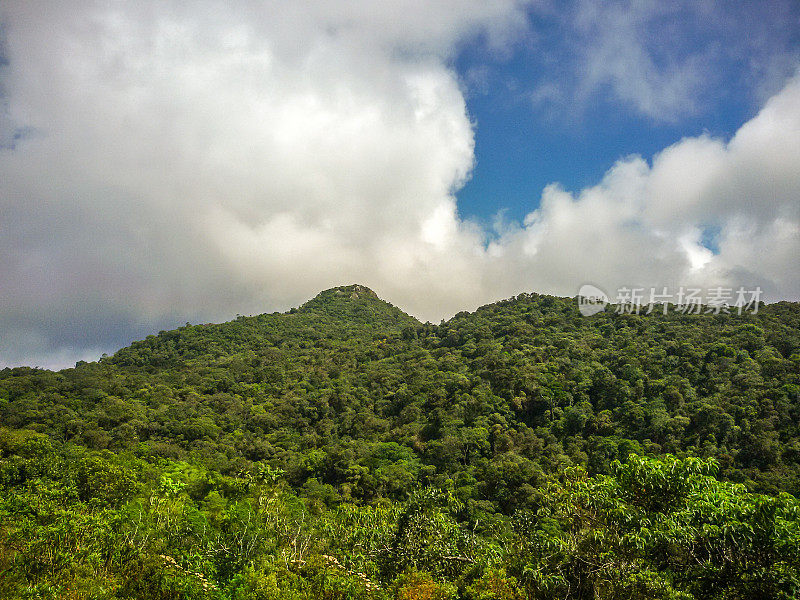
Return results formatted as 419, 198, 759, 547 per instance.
1, 284, 798, 598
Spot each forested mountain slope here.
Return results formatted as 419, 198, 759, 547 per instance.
3, 285, 798, 498
1, 285, 799, 599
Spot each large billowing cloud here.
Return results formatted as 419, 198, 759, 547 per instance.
0, 1, 798, 368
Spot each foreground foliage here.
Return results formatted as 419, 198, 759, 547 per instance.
1, 433, 798, 599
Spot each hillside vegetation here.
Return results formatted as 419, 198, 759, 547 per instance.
1, 284, 799, 599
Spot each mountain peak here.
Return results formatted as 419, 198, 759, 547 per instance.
296, 284, 418, 329
311, 284, 380, 302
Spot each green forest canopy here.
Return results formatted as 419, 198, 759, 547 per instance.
1, 284, 799, 599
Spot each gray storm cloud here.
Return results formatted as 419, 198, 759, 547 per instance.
0, 0, 798, 368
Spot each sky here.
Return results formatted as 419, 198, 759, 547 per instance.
1, 0, 799, 369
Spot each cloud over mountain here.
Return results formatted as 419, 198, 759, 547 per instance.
0, 1, 798, 368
